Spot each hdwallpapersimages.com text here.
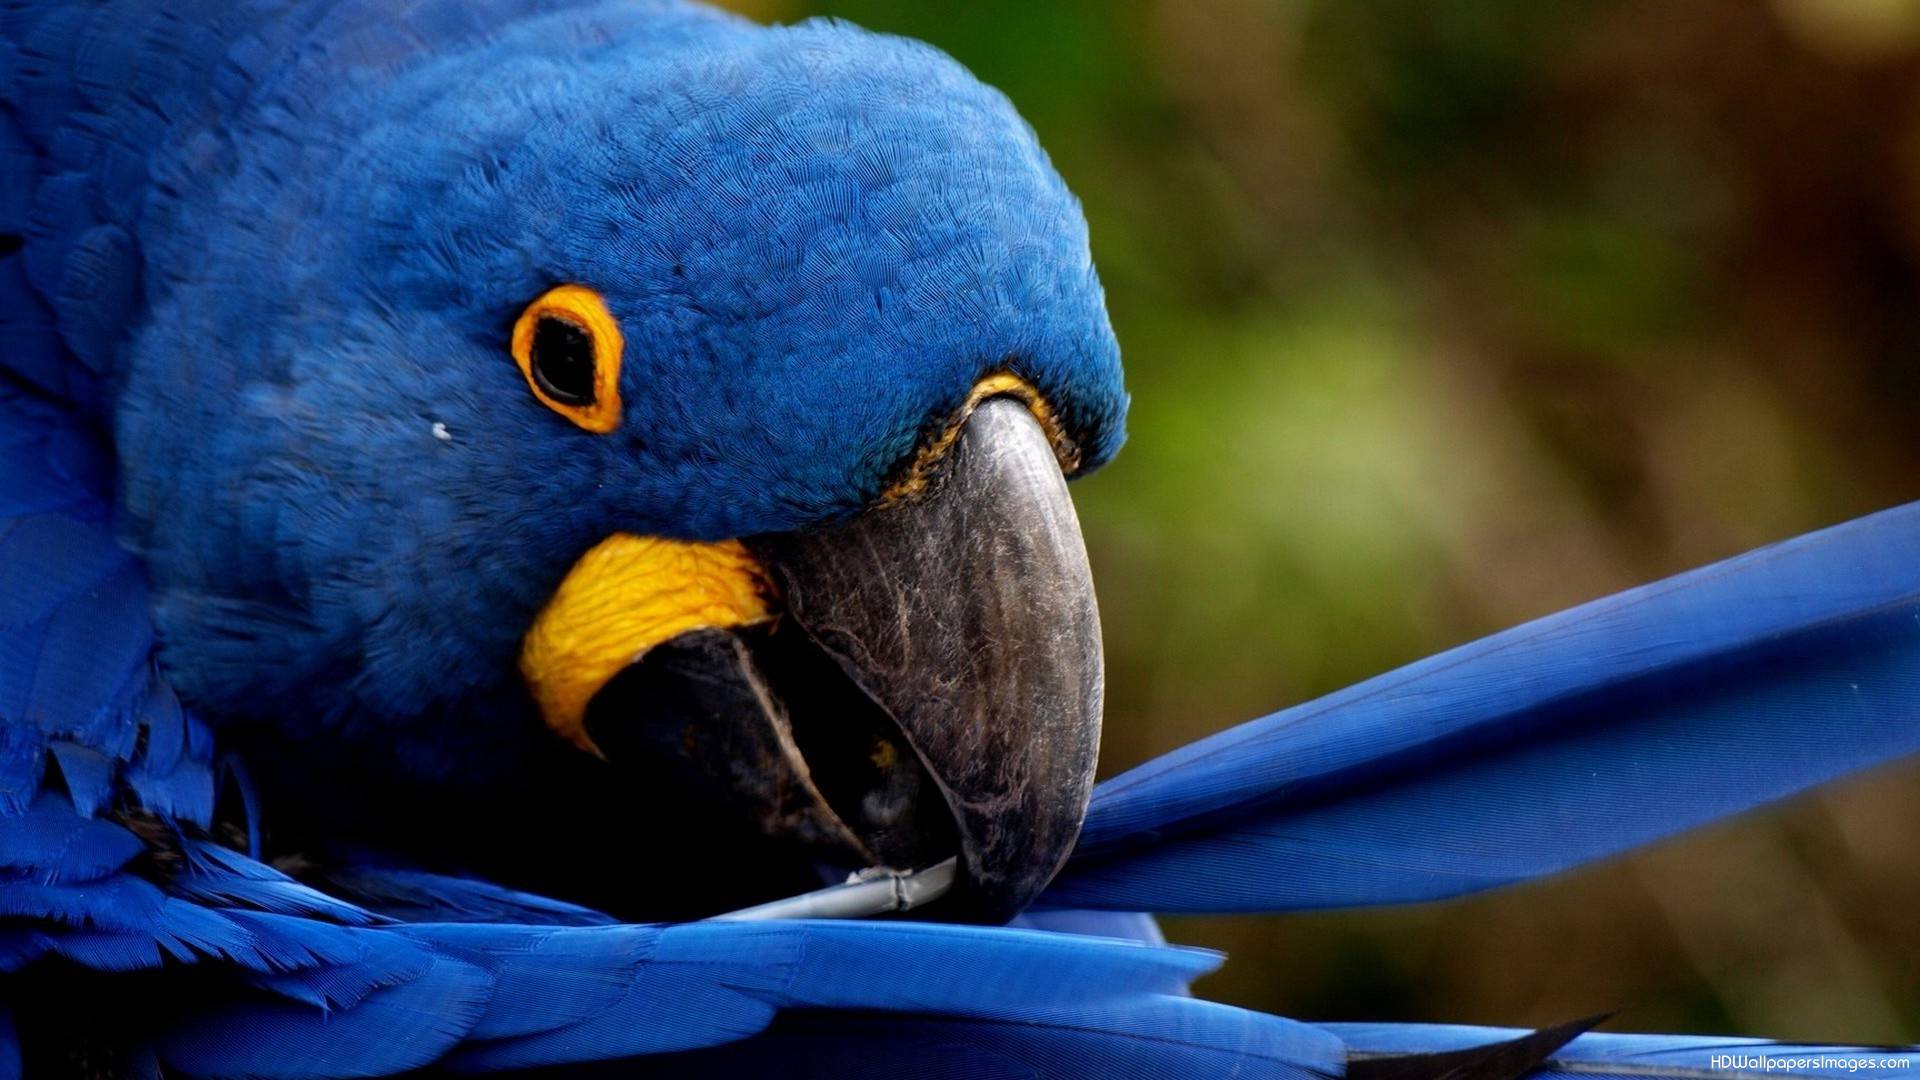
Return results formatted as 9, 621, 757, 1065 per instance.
1709, 1057, 1912, 1073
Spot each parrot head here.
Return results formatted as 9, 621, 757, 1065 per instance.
114, 10, 1124, 920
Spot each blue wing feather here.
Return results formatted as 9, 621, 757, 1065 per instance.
160, 953, 498, 1080
1326, 1024, 1918, 1079
438, 921, 1217, 1072
625, 997, 1347, 1080
308, 863, 618, 927
0, 376, 218, 828
1009, 909, 1168, 946
2, 784, 1221, 1074
1047, 501, 1920, 912
142, 917, 1213, 1077
0, 789, 142, 881
169, 841, 383, 925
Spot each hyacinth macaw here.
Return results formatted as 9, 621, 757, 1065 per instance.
2, 0, 1918, 1075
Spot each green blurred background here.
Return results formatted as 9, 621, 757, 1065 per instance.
724, 0, 1920, 1043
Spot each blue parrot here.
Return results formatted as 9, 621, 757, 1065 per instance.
1, 0, 1917, 1075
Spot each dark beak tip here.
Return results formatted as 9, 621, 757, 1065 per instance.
949, 831, 1090, 924
952, 735, 1102, 911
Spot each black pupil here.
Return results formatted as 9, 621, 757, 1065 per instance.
530, 316, 596, 406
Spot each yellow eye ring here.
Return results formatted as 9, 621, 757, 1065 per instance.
511, 284, 623, 433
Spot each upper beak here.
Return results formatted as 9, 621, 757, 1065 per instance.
750, 398, 1104, 918
566, 397, 1103, 921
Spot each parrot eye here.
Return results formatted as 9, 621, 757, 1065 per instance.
511, 284, 624, 432
530, 318, 595, 405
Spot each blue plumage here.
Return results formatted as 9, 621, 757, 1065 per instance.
634, 997, 1347, 1080
1, 0, 1917, 1074
2, 780, 1218, 1073
1328, 1024, 1917, 1080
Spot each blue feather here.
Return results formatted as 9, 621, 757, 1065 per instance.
47, 926, 174, 972
0, 872, 165, 931
1008, 909, 1169, 946
0, 514, 120, 627
163, 924, 1222, 1079
160, 954, 496, 1080
172, 840, 380, 926
0, 278, 70, 408
1326, 1024, 1918, 1079
310, 864, 617, 926
0, 766, 1227, 1076
1048, 500, 1920, 912
46, 739, 111, 814
0, 789, 140, 882
0, 931, 52, 972
0, 721, 42, 814
130, 677, 185, 775
23, 563, 152, 738
246, 951, 434, 1013
632, 996, 1347, 1080
0, 381, 215, 836
125, 710, 215, 825
144, 895, 273, 964
440, 920, 1217, 1072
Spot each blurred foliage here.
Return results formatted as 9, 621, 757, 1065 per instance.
730, 0, 1920, 1044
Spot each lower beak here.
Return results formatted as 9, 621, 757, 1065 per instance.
579, 399, 1103, 921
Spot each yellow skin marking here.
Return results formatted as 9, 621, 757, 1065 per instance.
521, 374, 1071, 753
511, 284, 625, 434
521, 535, 773, 753
883, 373, 1078, 502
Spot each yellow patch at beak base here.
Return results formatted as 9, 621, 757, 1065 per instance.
883, 373, 1078, 502
521, 535, 774, 753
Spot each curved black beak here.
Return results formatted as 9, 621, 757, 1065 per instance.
750, 398, 1104, 919
581, 398, 1102, 922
